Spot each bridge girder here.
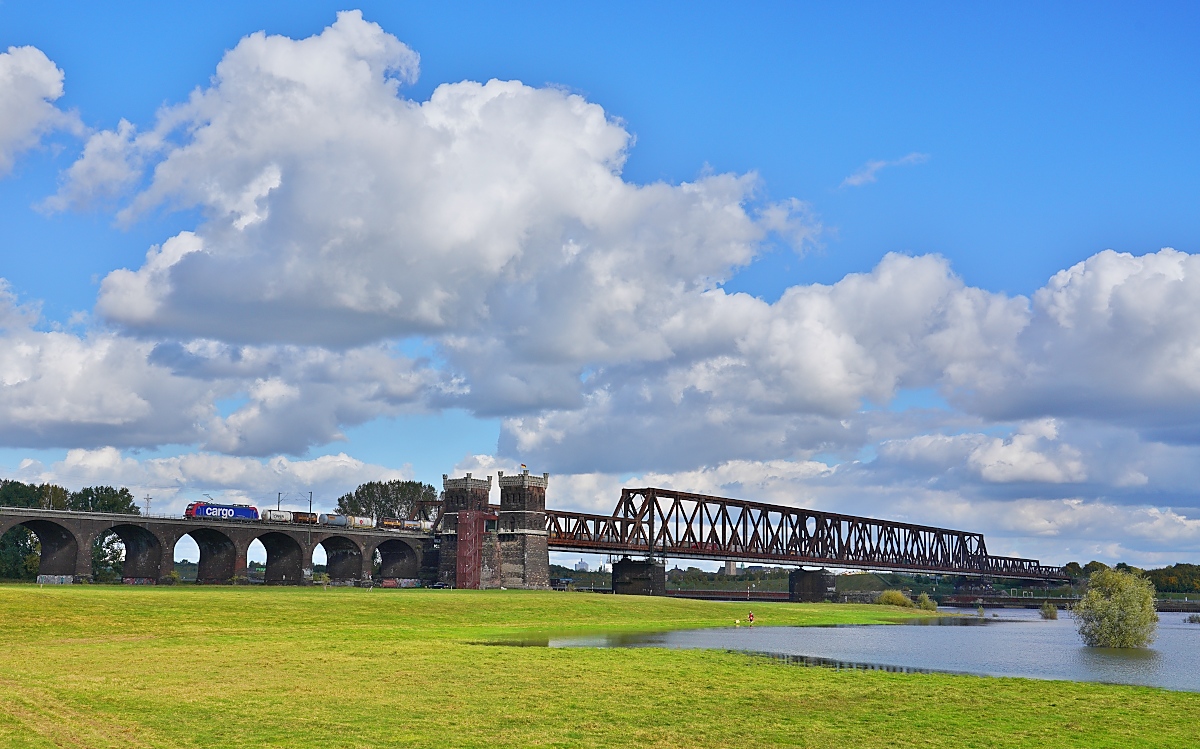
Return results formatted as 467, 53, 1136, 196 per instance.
545, 487, 1066, 582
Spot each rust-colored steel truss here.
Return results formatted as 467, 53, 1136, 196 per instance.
545, 487, 1065, 581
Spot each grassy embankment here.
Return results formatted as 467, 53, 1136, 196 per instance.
1, 585, 1198, 748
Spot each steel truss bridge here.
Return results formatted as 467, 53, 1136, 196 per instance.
544, 487, 1065, 581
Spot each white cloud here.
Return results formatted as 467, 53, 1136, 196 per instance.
840, 152, 929, 188
0, 45, 81, 176
52, 10, 807, 369
966, 419, 1086, 483
0, 281, 434, 455
17, 447, 407, 515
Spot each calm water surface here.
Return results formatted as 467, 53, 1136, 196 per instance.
522, 609, 1200, 692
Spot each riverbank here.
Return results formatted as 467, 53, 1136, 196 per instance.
2, 586, 1198, 747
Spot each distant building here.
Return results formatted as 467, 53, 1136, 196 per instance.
574, 559, 589, 572
724, 561, 736, 576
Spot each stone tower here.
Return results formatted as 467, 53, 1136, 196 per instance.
497, 470, 550, 589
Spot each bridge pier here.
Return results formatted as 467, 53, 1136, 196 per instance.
437, 471, 550, 590
789, 568, 835, 602
611, 557, 665, 596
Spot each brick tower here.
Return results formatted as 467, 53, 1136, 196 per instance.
437, 473, 495, 588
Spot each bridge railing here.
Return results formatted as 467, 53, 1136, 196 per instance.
546, 488, 1066, 581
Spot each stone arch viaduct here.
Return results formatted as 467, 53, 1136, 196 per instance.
0, 508, 427, 584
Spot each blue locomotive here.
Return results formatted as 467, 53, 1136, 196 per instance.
184, 501, 260, 521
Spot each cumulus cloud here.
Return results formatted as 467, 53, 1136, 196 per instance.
0, 279, 433, 455
840, 152, 929, 188
966, 419, 1086, 484
53, 10, 809, 376
498, 253, 1028, 471
0, 45, 81, 176
16, 447, 407, 514
963, 249, 1200, 437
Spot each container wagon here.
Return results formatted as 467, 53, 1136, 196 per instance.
318, 514, 375, 528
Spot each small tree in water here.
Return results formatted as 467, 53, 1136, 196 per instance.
1040, 600, 1058, 620
1073, 568, 1157, 647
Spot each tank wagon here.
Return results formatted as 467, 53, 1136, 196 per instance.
380, 518, 435, 531
316, 514, 371, 528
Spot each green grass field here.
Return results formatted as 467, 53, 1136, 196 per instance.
2, 585, 1198, 748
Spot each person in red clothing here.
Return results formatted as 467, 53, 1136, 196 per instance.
747, 610, 754, 627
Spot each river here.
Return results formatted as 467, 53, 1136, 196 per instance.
515, 608, 1200, 692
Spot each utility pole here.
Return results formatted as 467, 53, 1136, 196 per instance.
278, 492, 282, 511
144, 494, 152, 515
309, 491, 313, 515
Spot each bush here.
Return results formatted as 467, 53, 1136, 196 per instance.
1072, 568, 1158, 648
876, 589, 913, 607
1040, 600, 1058, 620
1185, 614, 1200, 624
915, 592, 937, 611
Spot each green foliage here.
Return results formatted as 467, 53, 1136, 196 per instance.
1040, 600, 1058, 620
1082, 560, 1109, 575
91, 532, 125, 582
335, 480, 437, 521
1073, 568, 1158, 648
549, 563, 611, 589
915, 592, 937, 611
0, 527, 39, 580
68, 485, 140, 514
876, 589, 914, 607
1061, 561, 1084, 579
1185, 614, 1200, 624
165, 570, 181, 585
1144, 563, 1200, 593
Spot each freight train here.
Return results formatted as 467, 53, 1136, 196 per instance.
182, 501, 432, 531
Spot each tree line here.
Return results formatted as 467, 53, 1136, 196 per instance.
0, 479, 140, 580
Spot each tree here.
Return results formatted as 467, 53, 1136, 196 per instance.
1082, 560, 1109, 575
1073, 567, 1158, 648
1145, 563, 1200, 593
68, 486, 140, 515
91, 533, 125, 582
1062, 561, 1084, 579
335, 480, 437, 521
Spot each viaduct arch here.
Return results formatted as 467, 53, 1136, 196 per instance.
0, 509, 430, 585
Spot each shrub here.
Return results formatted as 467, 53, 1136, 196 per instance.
1040, 600, 1058, 620
1185, 614, 1200, 624
915, 592, 937, 611
164, 570, 181, 585
876, 589, 913, 607
1072, 568, 1158, 648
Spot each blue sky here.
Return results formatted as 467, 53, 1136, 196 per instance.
2, 3, 1200, 567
